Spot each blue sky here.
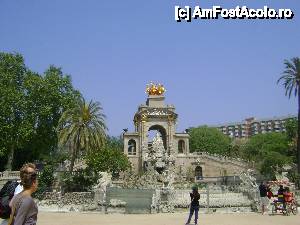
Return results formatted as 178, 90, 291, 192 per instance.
0, 0, 299, 136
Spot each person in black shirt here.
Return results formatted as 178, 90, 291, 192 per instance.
186, 186, 200, 225
277, 185, 284, 202
258, 181, 269, 215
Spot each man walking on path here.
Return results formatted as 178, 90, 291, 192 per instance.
259, 181, 269, 215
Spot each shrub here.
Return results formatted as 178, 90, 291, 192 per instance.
60, 168, 99, 193
86, 145, 130, 178
34, 165, 55, 199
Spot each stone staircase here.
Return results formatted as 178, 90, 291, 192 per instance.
191, 151, 249, 169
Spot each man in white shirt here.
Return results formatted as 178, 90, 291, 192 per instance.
13, 181, 23, 195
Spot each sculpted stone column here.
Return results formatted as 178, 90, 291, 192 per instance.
167, 114, 176, 156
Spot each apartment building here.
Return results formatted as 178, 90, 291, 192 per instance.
215, 115, 296, 138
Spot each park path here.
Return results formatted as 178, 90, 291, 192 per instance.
24, 212, 300, 225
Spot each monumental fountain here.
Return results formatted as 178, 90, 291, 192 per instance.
0, 83, 261, 213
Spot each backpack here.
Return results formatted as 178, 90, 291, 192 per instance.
0, 180, 19, 219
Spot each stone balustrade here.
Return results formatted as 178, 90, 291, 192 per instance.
172, 189, 251, 208
0, 171, 20, 189
35, 188, 253, 213
0, 171, 20, 179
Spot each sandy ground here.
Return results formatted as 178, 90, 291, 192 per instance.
2, 212, 299, 225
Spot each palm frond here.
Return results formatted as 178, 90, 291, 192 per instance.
278, 57, 300, 99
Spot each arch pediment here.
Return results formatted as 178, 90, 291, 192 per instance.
134, 108, 178, 122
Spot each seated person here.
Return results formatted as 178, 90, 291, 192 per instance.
277, 185, 285, 203
283, 187, 293, 203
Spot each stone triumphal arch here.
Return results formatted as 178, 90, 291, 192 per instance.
123, 83, 249, 180
123, 83, 189, 173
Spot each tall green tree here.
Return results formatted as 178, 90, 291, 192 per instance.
21, 66, 81, 165
0, 53, 33, 170
0, 52, 81, 170
57, 97, 107, 172
277, 57, 300, 174
189, 126, 231, 155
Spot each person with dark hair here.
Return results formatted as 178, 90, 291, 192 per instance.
186, 186, 200, 225
283, 186, 293, 211
283, 187, 293, 203
8, 163, 38, 225
277, 185, 284, 203
258, 181, 268, 215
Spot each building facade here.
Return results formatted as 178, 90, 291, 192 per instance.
216, 115, 296, 138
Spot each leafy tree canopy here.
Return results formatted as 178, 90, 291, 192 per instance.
189, 126, 231, 155
243, 132, 292, 177
260, 151, 291, 179
0, 53, 33, 169
285, 118, 297, 141
20, 66, 81, 168
86, 136, 130, 177
0, 52, 81, 170
244, 132, 290, 161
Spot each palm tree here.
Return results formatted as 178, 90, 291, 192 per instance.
277, 57, 300, 175
57, 97, 107, 172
